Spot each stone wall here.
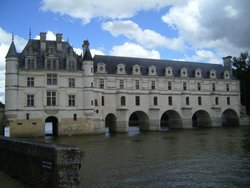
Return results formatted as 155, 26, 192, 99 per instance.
0, 136, 83, 188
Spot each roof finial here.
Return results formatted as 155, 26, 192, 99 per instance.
29, 28, 31, 39
12, 32, 14, 42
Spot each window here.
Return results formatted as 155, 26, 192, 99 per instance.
151, 81, 155, 90
68, 78, 75, 88
27, 77, 34, 87
135, 80, 140, 89
99, 79, 104, 89
168, 81, 172, 90
198, 97, 202, 105
120, 80, 124, 89
197, 83, 201, 91
168, 96, 172, 106
74, 114, 77, 121
68, 61, 75, 71
154, 97, 158, 106
135, 96, 140, 106
46, 59, 57, 70
212, 83, 216, 91
227, 97, 230, 105
186, 97, 190, 105
102, 96, 105, 106
26, 113, 30, 120
95, 99, 98, 106
27, 59, 35, 69
27, 94, 34, 107
47, 91, 56, 106
47, 74, 57, 85
183, 82, 187, 90
226, 83, 229, 91
121, 96, 126, 106
215, 97, 219, 105
68, 95, 75, 106
91, 82, 93, 88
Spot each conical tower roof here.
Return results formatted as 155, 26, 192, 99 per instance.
82, 40, 93, 60
6, 41, 17, 58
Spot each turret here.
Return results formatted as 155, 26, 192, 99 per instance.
82, 40, 94, 116
5, 39, 18, 118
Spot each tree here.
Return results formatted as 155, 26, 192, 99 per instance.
232, 51, 250, 114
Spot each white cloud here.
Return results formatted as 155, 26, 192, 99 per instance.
187, 49, 222, 64
110, 42, 160, 59
161, 0, 250, 62
102, 20, 184, 50
34, 30, 57, 40
73, 48, 105, 57
41, 0, 177, 24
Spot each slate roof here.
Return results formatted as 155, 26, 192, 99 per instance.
17, 39, 83, 70
6, 41, 17, 58
93, 55, 229, 79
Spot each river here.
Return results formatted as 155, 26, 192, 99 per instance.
1, 126, 250, 187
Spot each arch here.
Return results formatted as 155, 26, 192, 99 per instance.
45, 116, 58, 136
222, 109, 239, 127
192, 110, 211, 128
160, 110, 182, 129
105, 113, 117, 132
129, 111, 150, 131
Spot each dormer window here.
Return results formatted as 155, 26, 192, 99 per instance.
97, 62, 106, 74
210, 70, 216, 79
181, 67, 188, 77
195, 68, 202, 78
224, 70, 230, 79
67, 60, 76, 71
133, 64, 141, 75
117, 64, 126, 74
148, 66, 157, 76
25, 58, 36, 69
45, 58, 58, 70
165, 67, 173, 76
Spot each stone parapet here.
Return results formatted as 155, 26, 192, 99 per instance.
0, 136, 83, 188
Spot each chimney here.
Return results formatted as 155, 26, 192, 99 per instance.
223, 56, 232, 69
40, 32, 46, 51
223, 56, 232, 77
56, 33, 63, 51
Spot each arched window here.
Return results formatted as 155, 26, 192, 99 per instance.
215, 97, 219, 105
154, 96, 158, 106
121, 96, 126, 106
186, 96, 190, 105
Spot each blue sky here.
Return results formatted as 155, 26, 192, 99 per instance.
0, 0, 249, 103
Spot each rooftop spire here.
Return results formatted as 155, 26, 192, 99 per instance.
29, 28, 31, 39
12, 32, 14, 42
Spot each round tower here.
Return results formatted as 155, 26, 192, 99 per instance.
5, 40, 18, 119
82, 40, 95, 116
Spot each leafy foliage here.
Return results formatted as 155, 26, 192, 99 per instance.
232, 51, 250, 114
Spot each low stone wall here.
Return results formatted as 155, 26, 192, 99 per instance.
0, 136, 83, 188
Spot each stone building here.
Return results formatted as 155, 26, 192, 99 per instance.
5, 32, 240, 137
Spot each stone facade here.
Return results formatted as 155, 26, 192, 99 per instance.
5, 32, 241, 137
